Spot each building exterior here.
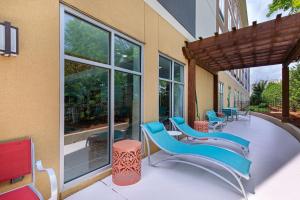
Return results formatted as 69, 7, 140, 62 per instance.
0, 0, 249, 199
196, 0, 250, 113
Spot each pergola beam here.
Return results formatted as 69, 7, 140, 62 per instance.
187, 59, 196, 127
284, 38, 300, 66
213, 74, 219, 112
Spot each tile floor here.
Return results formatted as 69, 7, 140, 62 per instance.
66, 116, 300, 200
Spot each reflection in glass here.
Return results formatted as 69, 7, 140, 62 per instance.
174, 62, 184, 82
174, 83, 184, 117
159, 80, 171, 128
159, 56, 171, 79
64, 60, 109, 183
114, 36, 141, 72
114, 71, 141, 140
64, 13, 110, 64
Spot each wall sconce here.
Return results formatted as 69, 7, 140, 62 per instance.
0, 21, 18, 56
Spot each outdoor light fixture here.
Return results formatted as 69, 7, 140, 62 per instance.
0, 21, 18, 56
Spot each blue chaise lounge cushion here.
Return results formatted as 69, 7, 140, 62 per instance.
147, 122, 164, 133
173, 117, 185, 125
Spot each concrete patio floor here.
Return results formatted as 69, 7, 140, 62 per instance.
66, 116, 300, 200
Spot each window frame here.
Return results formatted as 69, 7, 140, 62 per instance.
60, 4, 144, 190
158, 54, 185, 121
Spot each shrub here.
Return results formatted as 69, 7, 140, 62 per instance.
258, 102, 268, 108
262, 82, 282, 106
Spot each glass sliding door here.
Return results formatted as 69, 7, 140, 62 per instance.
64, 60, 110, 183
114, 35, 141, 141
159, 80, 172, 127
63, 12, 111, 183
61, 8, 143, 185
114, 72, 141, 140
173, 62, 184, 117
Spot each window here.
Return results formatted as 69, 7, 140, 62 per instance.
159, 56, 172, 79
219, 0, 225, 21
234, 90, 237, 107
114, 71, 141, 141
228, 12, 232, 31
218, 82, 224, 111
227, 86, 231, 107
235, 5, 239, 26
238, 91, 241, 108
159, 55, 184, 128
62, 8, 142, 184
114, 36, 141, 72
64, 14, 110, 64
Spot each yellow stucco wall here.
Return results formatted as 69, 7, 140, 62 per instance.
0, 0, 191, 199
219, 71, 250, 108
0, 0, 60, 198
195, 67, 214, 120
63, 0, 145, 43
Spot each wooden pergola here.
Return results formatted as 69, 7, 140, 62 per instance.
183, 13, 300, 126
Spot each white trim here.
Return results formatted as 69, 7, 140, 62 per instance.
144, 0, 195, 42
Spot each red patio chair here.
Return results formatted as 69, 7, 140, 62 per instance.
0, 138, 57, 200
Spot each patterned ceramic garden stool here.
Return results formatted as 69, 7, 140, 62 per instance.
112, 139, 142, 186
194, 120, 209, 133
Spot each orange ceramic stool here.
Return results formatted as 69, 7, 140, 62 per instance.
194, 121, 209, 133
112, 139, 142, 186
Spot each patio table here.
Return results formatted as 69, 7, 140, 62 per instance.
222, 108, 238, 121
167, 130, 182, 140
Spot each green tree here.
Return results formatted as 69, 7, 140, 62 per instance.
290, 64, 300, 111
250, 80, 268, 105
65, 14, 109, 63
262, 82, 282, 106
267, 0, 300, 17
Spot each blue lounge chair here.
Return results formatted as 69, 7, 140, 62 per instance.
206, 110, 226, 131
141, 122, 251, 199
170, 117, 250, 155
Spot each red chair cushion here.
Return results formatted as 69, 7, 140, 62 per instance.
0, 139, 32, 182
0, 186, 39, 200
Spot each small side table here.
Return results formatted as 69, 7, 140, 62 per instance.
167, 131, 182, 140
194, 121, 209, 133
112, 139, 142, 186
